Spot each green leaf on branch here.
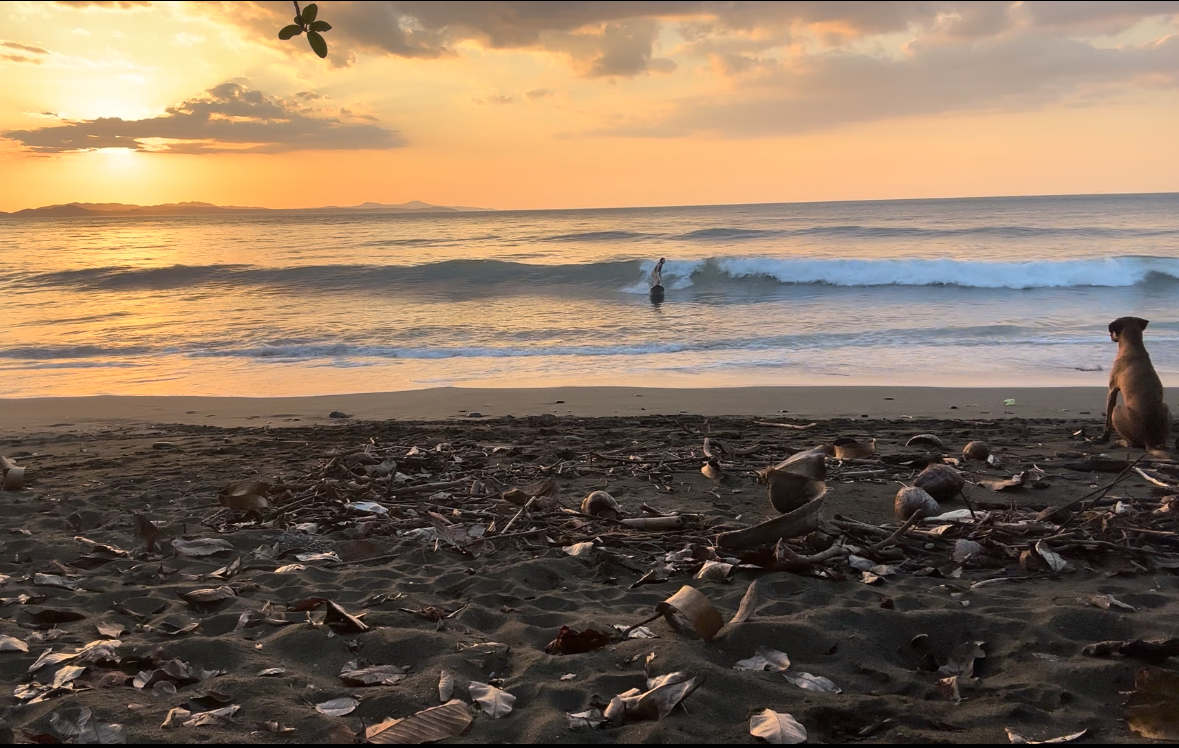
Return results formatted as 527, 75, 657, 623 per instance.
278, 24, 303, 40
310, 20, 332, 32
300, 3, 318, 24
307, 30, 328, 58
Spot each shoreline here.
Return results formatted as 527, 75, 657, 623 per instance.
0, 385, 1111, 434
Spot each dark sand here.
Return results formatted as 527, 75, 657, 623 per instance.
0, 388, 1176, 743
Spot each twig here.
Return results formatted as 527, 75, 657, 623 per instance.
868, 512, 923, 552
498, 497, 535, 537
1045, 456, 1146, 526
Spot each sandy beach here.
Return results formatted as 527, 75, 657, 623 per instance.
1, 386, 1177, 743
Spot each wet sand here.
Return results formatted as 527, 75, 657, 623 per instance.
0, 387, 1176, 743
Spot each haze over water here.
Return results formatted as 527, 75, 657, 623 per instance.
2, 192, 1178, 398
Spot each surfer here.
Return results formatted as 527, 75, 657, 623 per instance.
649, 257, 666, 303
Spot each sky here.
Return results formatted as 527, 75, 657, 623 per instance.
1, 0, 1178, 211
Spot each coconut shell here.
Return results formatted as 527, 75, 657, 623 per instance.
906, 434, 946, 450
767, 472, 826, 514
913, 464, 966, 501
832, 438, 876, 460
581, 491, 621, 520
895, 486, 940, 521
962, 440, 991, 461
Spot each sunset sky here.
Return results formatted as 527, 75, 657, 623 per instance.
2, 0, 1178, 211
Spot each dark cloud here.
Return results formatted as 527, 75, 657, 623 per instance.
1, 54, 42, 64
614, 31, 1179, 138
2, 82, 404, 154
2, 41, 49, 54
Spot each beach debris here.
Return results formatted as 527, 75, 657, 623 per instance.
620, 516, 684, 530
938, 675, 962, 702
219, 481, 270, 511
906, 434, 946, 450
26, 608, 86, 627
562, 541, 595, 558
783, 672, 841, 693
33, 573, 79, 591
258, 720, 296, 735
914, 464, 966, 501
694, 560, 733, 581
581, 490, 622, 519
338, 661, 409, 686
606, 672, 704, 724
290, 598, 370, 633
1004, 399, 1016, 406
545, 626, 611, 655
832, 437, 876, 459
717, 497, 826, 550
754, 420, 817, 430
181, 586, 236, 606
257, 667, 286, 677
566, 709, 607, 730
438, 669, 454, 702
315, 697, 359, 717
895, 486, 939, 521
172, 538, 234, 557
734, 646, 791, 672
0, 455, 26, 491
1083, 638, 1179, 664
749, 709, 807, 744
952, 539, 983, 563
657, 586, 724, 640
0, 635, 28, 653
1086, 594, 1135, 611
134, 514, 160, 553
181, 705, 240, 727
468, 681, 515, 718
366, 700, 474, 744
962, 441, 991, 461
501, 478, 559, 507
1005, 727, 1088, 744
727, 580, 759, 626
1034, 540, 1068, 572
759, 449, 828, 514
329, 411, 350, 418
939, 641, 985, 677
37, 705, 126, 744
1126, 667, 1179, 740
132, 659, 223, 690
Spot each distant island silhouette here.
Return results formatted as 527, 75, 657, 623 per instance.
0, 200, 495, 219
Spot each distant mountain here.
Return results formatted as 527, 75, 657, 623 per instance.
0, 200, 495, 219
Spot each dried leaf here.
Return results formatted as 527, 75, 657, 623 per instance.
33, 574, 79, 590
1034, 541, 1068, 572
219, 481, 270, 511
622, 672, 704, 721
315, 697, 359, 717
939, 675, 962, 702
694, 560, 733, 581
338, 663, 408, 686
750, 709, 807, 744
0, 635, 28, 653
295, 551, 341, 563
27, 608, 86, 627
95, 623, 125, 640
562, 541, 595, 558
566, 708, 607, 730
257, 667, 286, 677
729, 580, 759, 625
1127, 667, 1179, 740
182, 705, 239, 727
544, 626, 611, 655
181, 586, 236, 605
438, 669, 453, 702
1088, 594, 1134, 611
274, 564, 306, 574
1006, 727, 1088, 744
784, 672, 841, 693
30, 648, 78, 673
756, 646, 792, 672
733, 654, 770, 671
468, 681, 515, 718
366, 699, 473, 744
161, 708, 191, 729
172, 538, 234, 557
940, 641, 986, 676
50, 664, 87, 689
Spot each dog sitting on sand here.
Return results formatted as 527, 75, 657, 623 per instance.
1098, 316, 1173, 456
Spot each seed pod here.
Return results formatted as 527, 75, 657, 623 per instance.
962, 440, 991, 461
895, 486, 940, 521
580, 491, 621, 520
913, 464, 965, 502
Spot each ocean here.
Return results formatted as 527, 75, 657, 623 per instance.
2, 193, 1177, 398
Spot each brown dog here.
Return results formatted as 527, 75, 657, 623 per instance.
1099, 316, 1172, 454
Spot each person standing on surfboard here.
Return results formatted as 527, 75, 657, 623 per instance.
650, 257, 665, 287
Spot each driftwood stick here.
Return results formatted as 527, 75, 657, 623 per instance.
498, 497, 535, 537
868, 512, 923, 552
716, 498, 825, 550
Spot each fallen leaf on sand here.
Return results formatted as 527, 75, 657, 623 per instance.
1087, 594, 1135, 611
134, 514, 160, 553
257, 667, 286, 677
938, 675, 961, 702
610, 672, 704, 723
294, 551, 341, 563
0, 635, 28, 653
563, 541, 595, 558
366, 699, 473, 744
735, 646, 791, 672
51, 664, 87, 689
95, 623, 125, 639
545, 626, 611, 655
784, 672, 841, 693
1127, 667, 1179, 740
338, 662, 408, 686
181, 586, 236, 605
274, 564, 306, 574
1035, 541, 1068, 572
172, 538, 234, 557
438, 669, 454, 702
729, 580, 759, 625
694, 560, 733, 581
750, 709, 807, 744
182, 705, 240, 727
219, 481, 270, 511
560, 673, 578, 681
30, 648, 78, 673
1006, 727, 1088, 744
469, 681, 515, 718
27, 608, 86, 627
315, 697, 359, 717
258, 721, 296, 735
161, 708, 191, 729
566, 709, 607, 730
33, 574, 79, 591
46, 704, 126, 744
940, 641, 986, 676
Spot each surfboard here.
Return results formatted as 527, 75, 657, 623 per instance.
649, 284, 665, 302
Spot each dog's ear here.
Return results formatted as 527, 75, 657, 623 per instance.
1134, 317, 1149, 330
1109, 318, 1126, 338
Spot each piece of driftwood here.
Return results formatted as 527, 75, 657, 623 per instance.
621, 516, 684, 531
716, 498, 825, 550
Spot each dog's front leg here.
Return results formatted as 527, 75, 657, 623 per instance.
1097, 386, 1119, 442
